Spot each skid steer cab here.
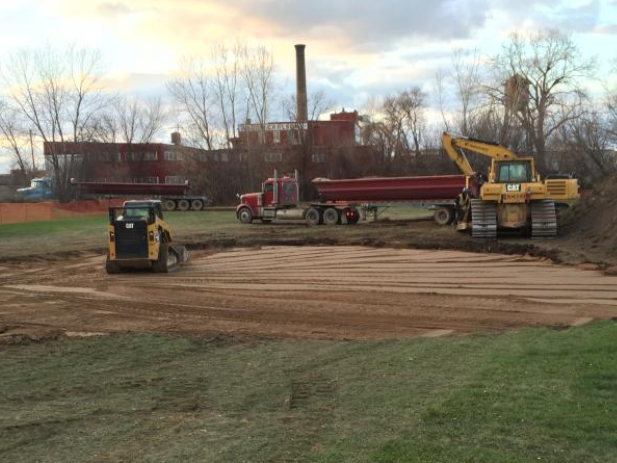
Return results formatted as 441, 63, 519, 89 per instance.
106, 200, 188, 274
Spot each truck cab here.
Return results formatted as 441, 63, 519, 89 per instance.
17, 177, 53, 201
237, 173, 300, 223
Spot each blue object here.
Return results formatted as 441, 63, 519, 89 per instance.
17, 177, 53, 200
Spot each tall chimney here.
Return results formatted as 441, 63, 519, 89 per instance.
295, 44, 308, 122
171, 131, 182, 146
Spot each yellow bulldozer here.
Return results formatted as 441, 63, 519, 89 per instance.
106, 200, 188, 274
441, 132, 579, 238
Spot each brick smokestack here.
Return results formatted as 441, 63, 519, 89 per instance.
295, 44, 308, 122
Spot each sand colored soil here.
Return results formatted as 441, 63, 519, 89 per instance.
1, 246, 616, 342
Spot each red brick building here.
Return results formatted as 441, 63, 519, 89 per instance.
43, 135, 211, 184
237, 110, 359, 149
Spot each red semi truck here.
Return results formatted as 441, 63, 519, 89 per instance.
236, 171, 467, 226
70, 179, 211, 211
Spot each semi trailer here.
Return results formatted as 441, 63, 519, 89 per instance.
70, 179, 211, 211
236, 171, 467, 226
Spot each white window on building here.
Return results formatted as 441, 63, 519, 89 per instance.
287, 130, 298, 145
133, 176, 159, 183
272, 130, 281, 144
164, 151, 184, 162
97, 152, 119, 163
265, 152, 283, 163
311, 151, 326, 164
215, 152, 229, 162
127, 151, 158, 162
239, 152, 248, 163
165, 176, 185, 184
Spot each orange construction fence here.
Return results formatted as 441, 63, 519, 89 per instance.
0, 199, 127, 225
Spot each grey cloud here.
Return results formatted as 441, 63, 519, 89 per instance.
227, 0, 492, 48
219, 0, 597, 49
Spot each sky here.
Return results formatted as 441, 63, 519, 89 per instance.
0, 0, 617, 172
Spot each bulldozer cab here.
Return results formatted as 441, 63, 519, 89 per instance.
490, 159, 536, 184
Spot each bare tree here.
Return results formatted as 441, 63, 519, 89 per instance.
491, 30, 597, 170
112, 95, 167, 144
0, 45, 108, 199
398, 86, 427, 156
282, 89, 334, 121
0, 98, 33, 176
434, 69, 451, 132
606, 57, 617, 144
241, 45, 275, 127
167, 59, 217, 150
212, 42, 243, 147
452, 49, 484, 136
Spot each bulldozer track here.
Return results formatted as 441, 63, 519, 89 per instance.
531, 200, 558, 237
470, 199, 497, 239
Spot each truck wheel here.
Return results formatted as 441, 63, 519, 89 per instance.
237, 207, 253, 224
344, 208, 360, 225
322, 207, 339, 226
305, 207, 321, 226
434, 206, 454, 226
177, 199, 190, 211
190, 199, 204, 211
162, 199, 176, 211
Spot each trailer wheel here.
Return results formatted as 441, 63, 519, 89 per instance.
237, 207, 253, 224
162, 199, 176, 211
305, 207, 321, 226
177, 199, 190, 211
190, 199, 204, 211
434, 206, 455, 226
322, 207, 339, 226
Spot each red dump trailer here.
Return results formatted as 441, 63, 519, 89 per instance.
313, 175, 466, 202
70, 179, 211, 211
236, 171, 467, 226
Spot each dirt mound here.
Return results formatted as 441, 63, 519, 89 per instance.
0, 324, 65, 345
562, 173, 617, 264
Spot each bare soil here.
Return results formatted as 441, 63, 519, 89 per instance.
1, 246, 616, 342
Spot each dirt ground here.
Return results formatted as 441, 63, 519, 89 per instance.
1, 246, 616, 342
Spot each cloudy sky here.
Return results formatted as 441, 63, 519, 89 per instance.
0, 0, 616, 171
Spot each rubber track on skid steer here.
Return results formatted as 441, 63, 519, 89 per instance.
531, 200, 557, 237
471, 199, 497, 239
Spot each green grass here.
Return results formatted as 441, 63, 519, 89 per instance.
0, 211, 235, 257
0, 207, 434, 259
1, 322, 616, 462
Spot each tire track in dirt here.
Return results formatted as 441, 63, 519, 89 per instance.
1, 246, 616, 340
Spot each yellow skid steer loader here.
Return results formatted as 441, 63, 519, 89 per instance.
106, 200, 188, 274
